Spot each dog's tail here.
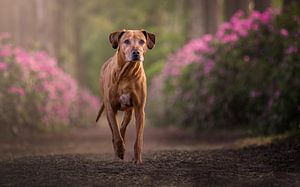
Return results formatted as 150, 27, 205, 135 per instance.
96, 103, 104, 122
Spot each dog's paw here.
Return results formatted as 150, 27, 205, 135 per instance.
132, 158, 143, 164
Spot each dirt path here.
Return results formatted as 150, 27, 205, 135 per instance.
0, 123, 299, 186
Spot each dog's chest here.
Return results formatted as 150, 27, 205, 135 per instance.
119, 93, 132, 110
109, 67, 145, 111
111, 83, 135, 110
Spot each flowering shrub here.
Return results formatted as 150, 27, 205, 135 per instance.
151, 7, 300, 134
0, 34, 99, 135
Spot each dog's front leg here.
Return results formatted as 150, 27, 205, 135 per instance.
120, 109, 133, 143
133, 105, 145, 164
106, 104, 125, 160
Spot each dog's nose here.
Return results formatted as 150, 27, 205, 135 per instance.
132, 50, 139, 55
132, 50, 140, 56
131, 50, 140, 61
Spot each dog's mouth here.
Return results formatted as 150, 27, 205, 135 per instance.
131, 56, 141, 62
130, 56, 144, 62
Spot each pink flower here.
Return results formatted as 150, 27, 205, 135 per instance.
8, 86, 25, 96
285, 46, 298, 54
0, 38, 100, 126
250, 90, 261, 98
250, 11, 261, 20
0, 62, 8, 71
280, 29, 288, 37
14, 47, 30, 65
260, 10, 272, 24
222, 34, 238, 43
243, 56, 250, 62
152, 8, 279, 110
0, 44, 13, 57
162, 33, 214, 78
216, 22, 231, 39
202, 34, 213, 43
204, 60, 214, 75
232, 10, 244, 19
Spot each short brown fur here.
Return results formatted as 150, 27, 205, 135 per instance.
96, 29, 155, 163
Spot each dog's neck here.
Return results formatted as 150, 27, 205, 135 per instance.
114, 53, 144, 82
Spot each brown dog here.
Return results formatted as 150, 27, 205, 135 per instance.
96, 29, 155, 163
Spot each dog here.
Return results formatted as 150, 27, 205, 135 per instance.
96, 29, 155, 163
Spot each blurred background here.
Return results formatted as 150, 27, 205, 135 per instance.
0, 0, 299, 140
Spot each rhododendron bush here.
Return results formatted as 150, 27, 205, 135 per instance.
150, 7, 300, 134
0, 35, 99, 134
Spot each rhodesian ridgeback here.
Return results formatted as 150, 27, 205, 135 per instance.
96, 29, 155, 163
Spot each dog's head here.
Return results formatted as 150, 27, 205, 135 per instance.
109, 29, 155, 62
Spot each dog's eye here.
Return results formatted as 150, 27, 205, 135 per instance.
139, 40, 145, 45
124, 40, 131, 45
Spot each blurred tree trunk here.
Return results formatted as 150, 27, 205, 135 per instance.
0, 0, 11, 33
172, 0, 185, 34
254, 0, 271, 12
35, 0, 47, 49
13, 0, 21, 44
188, 0, 206, 39
188, 0, 222, 39
52, 0, 65, 60
74, 20, 84, 85
206, 0, 222, 34
224, 0, 251, 20
21, 0, 36, 47
69, 0, 84, 85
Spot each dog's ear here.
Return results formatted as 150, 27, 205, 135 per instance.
109, 31, 125, 49
142, 30, 156, 49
